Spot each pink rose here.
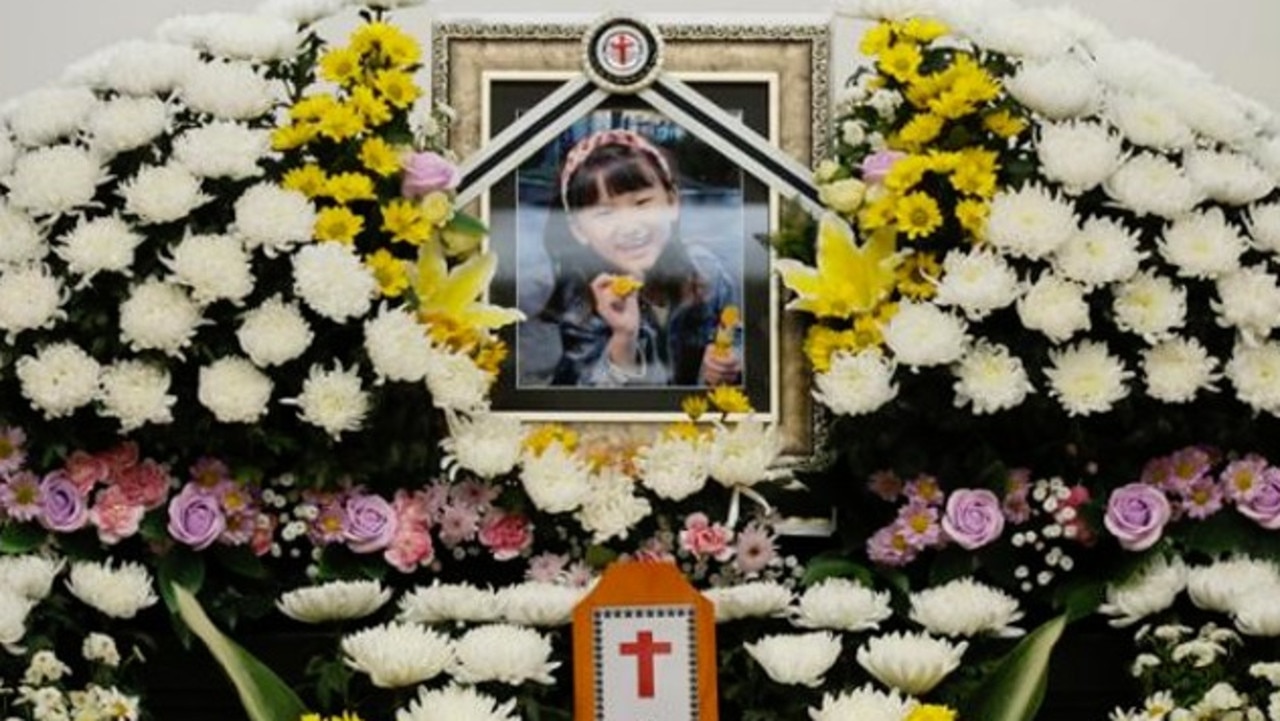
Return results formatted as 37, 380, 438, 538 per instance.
861, 150, 907, 184
678, 513, 735, 562
89, 486, 144, 545
1104, 483, 1171, 551
384, 490, 435, 572
479, 512, 533, 561
401, 152, 460, 197
941, 489, 1005, 550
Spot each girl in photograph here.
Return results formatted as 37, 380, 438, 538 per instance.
537, 128, 742, 388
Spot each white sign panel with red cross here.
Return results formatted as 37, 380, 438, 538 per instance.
596, 606, 694, 721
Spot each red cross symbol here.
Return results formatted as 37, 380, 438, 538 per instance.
618, 630, 672, 698
608, 32, 638, 67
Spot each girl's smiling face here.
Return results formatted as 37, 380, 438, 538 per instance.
569, 178, 678, 276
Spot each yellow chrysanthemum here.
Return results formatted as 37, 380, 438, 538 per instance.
325, 172, 377, 204
315, 206, 365, 244
360, 137, 402, 177
381, 199, 431, 245
366, 248, 410, 298
608, 275, 644, 298
317, 104, 366, 142
708, 386, 753, 414
350, 85, 393, 127
884, 154, 931, 194
858, 194, 900, 234
290, 94, 339, 122
682, 395, 709, 420
950, 148, 1000, 198
905, 705, 957, 721
892, 113, 945, 151
877, 42, 923, 83
894, 192, 944, 240
859, 22, 895, 56
320, 47, 364, 86
271, 123, 317, 151
804, 326, 861, 372
925, 151, 960, 174
855, 311, 888, 347
380, 33, 422, 69
282, 165, 328, 198
904, 72, 949, 108
524, 424, 579, 456
899, 17, 949, 42
983, 109, 1027, 138
896, 251, 941, 300
956, 198, 990, 241
473, 339, 508, 377
350, 21, 398, 58
928, 90, 980, 120
373, 69, 421, 109
423, 314, 482, 351
664, 420, 705, 442
421, 191, 455, 227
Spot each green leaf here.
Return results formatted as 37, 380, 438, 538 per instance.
213, 546, 271, 580
585, 545, 619, 569
961, 614, 1067, 721
800, 554, 873, 587
0, 523, 47, 554
169, 582, 308, 721
448, 211, 488, 237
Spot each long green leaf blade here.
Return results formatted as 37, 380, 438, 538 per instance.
962, 614, 1067, 721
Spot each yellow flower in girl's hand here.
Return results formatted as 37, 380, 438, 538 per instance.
712, 305, 741, 358
608, 275, 644, 298
776, 213, 901, 320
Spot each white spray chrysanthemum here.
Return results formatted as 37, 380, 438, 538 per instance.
165, 233, 254, 305
909, 577, 1024, 637
1159, 208, 1247, 280
119, 164, 211, 225
0, 203, 46, 265
1141, 338, 1219, 404
233, 184, 316, 257
1054, 217, 1144, 288
397, 581, 503, 626
236, 296, 312, 367
16, 342, 100, 419
1105, 153, 1203, 220
0, 555, 64, 601
1004, 56, 1100, 120
792, 578, 892, 632
575, 470, 652, 544
1017, 274, 1091, 343
0, 590, 33, 651
1036, 120, 1123, 194
932, 248, 1021, 320
704, 581, 792, 622
6, 87, 97, 147
364, 306, 433, 383
451, 624, 559, 685
81, 633, 121, 667
1044, 341, 1132, 416
198, 356, 273, 423
292, 242, 376, 321
441, 412, 525, 480
395, 685, 518, 721
0, 264, 65, 340
813, 350, 899, 416
172, 121, 269, 180
1214, 266, 1280, 340
1104, 91, 1195, 151
66, 559, 158, 619
1186, 150, 1274, 206
1099, 556, 1187, 627
856, 630, 967, 696
1226, 343, 1280, 415
635, 432, 709, 501
286, 362, 370, 439
98, 360, 176, 432
520, 443, 593, 514
342, 621, 453, 688
424, 344, 492, 412
1247, 203, 1280, 256
7, 146, 104, 218
882, 302, 967, 368
119, 280, 204, 356
56, 216, 144, 286
1112, 271, 1187, 342
952, 342, 1034, 414
277, 580, 391, 623
178, 60, 279, 120
745, 632, 842, 688
985, 183, 1079, 260
86, 97, 170, 155
158, 13, 300, 62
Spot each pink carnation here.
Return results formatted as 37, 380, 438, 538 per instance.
384, 490, 435, 573
89, 486, 144, 545
678, 513, 734, 562
478, 512, 533, 561
117, 460, 172, 510
64, 451, 109, 495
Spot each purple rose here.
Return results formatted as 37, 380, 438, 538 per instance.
401, 152, 459, 197
941, 489, 1005, 550
39, 472, 88, 533
860, 150, 907, 185
343, 494, 398, 554
168, 484, 226, 550
1104, 483, 1171, 551
1238, 468, 1280, 530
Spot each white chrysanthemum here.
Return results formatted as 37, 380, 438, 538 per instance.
119, 280, 203, 356
396, 685, 518, 721
0, 555, 64, 601
1112, 271, 1186, 342
0, 132, 15, 176
498, 582, 587, 627
233, 184, 315, 257
70, 40, 200, 96
809, 684, 914, 721
0, 590, 33, 650
165, 233, 254, 305
277, 580, 391, 623
1017, 274, 1091, 343
1247, 203, 1280, 256
1142, 338, 1219, 404
6, 87, 97, 147
158, 13, 300, 62
813, 350, 898, 416
1226, 343, 1280, 415
636, 433, 709, 501
986, 183, 1078, 260
86, 97, 170, 155
704, 582, 792, 622
7, 146, 104, 217
1214, 266, 1280, 340
575, 471, 652, 544
82, 632, 121, 667
883, 302, 967, 368
1036, 121, 1123, 194
1159, 208, 1247, 280
1186, 150, 1274, 206
1105, 154, 1203, 220
793, 578, 892, 632
1104, 91, 1195, 151
16, 343, 100, 419
441, 412, 524, 480
856, 631, 967, 696
286, 362, 369, 439
1188, 558, 1280, 615
236, 296, 312, 367
708, 419, 780, 490
1055, 217, 1144, 288
1255, 136, 1280, 183
968, 10, 1073, 60
172, 122, 268, 180
342, 621, 453, 688
1005, 57, 1100, 120
119, 164, 211, 225
1167, 83, 1256, 147
98, 361, 175, 432
1093, 38, 1210, 97
1095, 555, 1182, 630
66, 560, 158, 619
255, 0, 346, 25
1045, 342, 1132, 416
198, 357, 273, 423
910, 577, 1024, 638
745, 632, 841, 688
452, 624, 559, 685
520, 444, 593, 514
933, 248, 1021, 320
179, 60, 279, 120
364, 306, 432, 383
56, 216, 143, 286
0, 264, 65, 339
1235, 593, 1280, 637
0, 204, 46, 265
1032, 6, 1115, 50
364, 0, 426, 7
424, 344, 492, 412
397, 581, 503, 625
953, 342, 1034, 414
292, 242, 376, 321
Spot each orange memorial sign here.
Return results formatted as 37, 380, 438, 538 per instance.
573, 562, 718, 721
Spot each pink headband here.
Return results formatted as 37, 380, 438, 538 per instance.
559, 129, 674, 210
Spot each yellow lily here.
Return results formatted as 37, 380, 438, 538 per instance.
776, 213, 901, 319
411, 240, 525, 334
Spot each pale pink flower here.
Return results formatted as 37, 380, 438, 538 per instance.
526, 553, 569, 583
0, 471, 42, 521
904, 475, 944, 506
64, 451, 110, 495
0, 427, 25, 475
250, 513, 276, 557
451, 480, 500, 510
679, 513, 735, 562
90, 486, 145, 544
868, 470, 903, 502
478, 512, 533, 561
867, 522, 918, 566
436, 504, 479, 547
734, 523, 778, 575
